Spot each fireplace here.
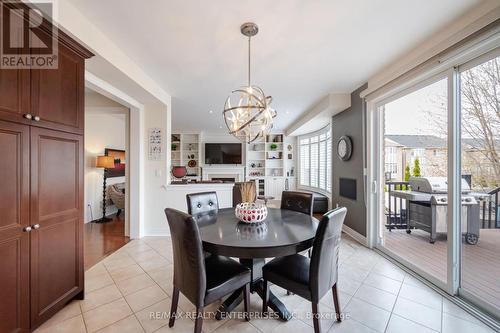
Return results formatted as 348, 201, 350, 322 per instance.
211, 177, 236, 183
203, 167, 245, 183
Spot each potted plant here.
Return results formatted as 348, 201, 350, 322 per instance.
270, 143, 278, 151
171, 143, 177, 151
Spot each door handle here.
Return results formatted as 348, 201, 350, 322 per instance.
23, 113, 33, 120
33, 116, 41, 122
32, 224, 40, 230
23, 226, 32, 232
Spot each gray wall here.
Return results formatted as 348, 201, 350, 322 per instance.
331, 83, 367, 236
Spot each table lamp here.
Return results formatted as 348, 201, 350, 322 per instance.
96, 155, 115, 223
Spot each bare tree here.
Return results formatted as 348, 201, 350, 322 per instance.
424, 56, 500, 189
460, 56, 500, 188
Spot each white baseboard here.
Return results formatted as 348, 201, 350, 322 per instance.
342, 224, 368, 247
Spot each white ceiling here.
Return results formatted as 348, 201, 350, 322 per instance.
68, 0, 484, 132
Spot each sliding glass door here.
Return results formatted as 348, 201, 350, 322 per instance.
370, 46, 500, 317
459, 53, 500, 315
377, 76, 450, 287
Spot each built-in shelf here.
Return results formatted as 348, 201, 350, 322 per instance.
171, 133, 201, 180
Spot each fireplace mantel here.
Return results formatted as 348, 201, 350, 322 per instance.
202, 166, 245, 182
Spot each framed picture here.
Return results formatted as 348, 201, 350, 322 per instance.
105, 148, 126, 178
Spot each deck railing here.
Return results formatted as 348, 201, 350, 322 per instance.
481, 187, 500, 229
385, 181, 409, 230
384, 181, 500, 230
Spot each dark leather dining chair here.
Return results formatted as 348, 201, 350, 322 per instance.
262, 207, 347, 333
164, 208, 251, 333
281, 191, 314, 265
281, 191, 314, 216
186, 191, 220, 227
187, 191, 219, 215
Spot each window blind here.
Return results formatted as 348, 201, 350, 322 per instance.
298, 125, 332, 193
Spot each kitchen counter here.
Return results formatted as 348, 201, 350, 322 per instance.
163, 182, 234, 212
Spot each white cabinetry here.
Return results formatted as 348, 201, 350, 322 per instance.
265, 177, 286, 199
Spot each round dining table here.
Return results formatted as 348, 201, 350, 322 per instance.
198, 207, 319, 321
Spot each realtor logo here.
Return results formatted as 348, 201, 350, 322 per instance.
1, 1, 58, 69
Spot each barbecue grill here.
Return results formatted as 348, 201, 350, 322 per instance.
392, 177, 480, 245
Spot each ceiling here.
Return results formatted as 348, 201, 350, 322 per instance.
68, 0, 484, 132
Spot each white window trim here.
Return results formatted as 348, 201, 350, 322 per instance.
297, 124, 332, 195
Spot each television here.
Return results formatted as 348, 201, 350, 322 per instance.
205, 143, 242, 164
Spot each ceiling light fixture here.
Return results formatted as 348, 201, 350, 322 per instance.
223, 22, 276, 143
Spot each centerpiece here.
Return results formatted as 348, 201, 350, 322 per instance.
235, 202, 268, 224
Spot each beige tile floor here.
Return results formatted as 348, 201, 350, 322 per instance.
34, 235, 497, 333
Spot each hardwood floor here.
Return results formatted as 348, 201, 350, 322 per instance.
84, 214, 130, 270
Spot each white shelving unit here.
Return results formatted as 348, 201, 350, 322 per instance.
169, 131, 296, 197
171, 133, 201, 180
245, 133, 296, 199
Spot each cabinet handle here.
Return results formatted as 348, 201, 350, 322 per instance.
33, 116, 41, 122
32, 224, 40, 230
23, 226, 32, 232
23, 113, 33, 120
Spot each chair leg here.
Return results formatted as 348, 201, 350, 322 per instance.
116, 209, 121, 217
262, 279, 269, 314
243, 283, 250, 321
332, 283, 341, 322
169, 286, 179, 327
312, 302, 321, 333
194, 307, 203, 333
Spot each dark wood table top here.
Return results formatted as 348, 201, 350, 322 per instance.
198, 208, 319, 259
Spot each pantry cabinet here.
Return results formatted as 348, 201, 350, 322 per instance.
0, 13, 92, 332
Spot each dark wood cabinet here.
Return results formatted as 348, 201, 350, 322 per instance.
30, 44, 85, 134
29, 128, 84, 328
0, 13, 92, 332
0, 69, 31, 125
0, 121, 31, 333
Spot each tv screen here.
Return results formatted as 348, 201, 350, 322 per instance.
205, 143, 242, 164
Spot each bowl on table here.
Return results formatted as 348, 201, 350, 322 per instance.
235, 202, 268, 224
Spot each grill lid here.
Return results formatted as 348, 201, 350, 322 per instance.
409, 177, 471, 194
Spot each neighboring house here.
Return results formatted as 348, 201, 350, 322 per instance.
384, 135, 447, 181
385, 135, 500, 188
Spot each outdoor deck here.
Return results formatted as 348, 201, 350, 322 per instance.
383, 228, 500, 310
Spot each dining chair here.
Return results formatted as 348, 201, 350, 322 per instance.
281, 191, 314, 267
233, 181, 257, 207
186, 191, 221, 227
164, 208, 251, 333
280, 191, 314, 216
262, 207, 347, 333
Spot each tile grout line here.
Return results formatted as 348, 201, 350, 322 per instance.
383, 269, 405, 333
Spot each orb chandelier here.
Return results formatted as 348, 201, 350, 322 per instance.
223, 22, 276, 144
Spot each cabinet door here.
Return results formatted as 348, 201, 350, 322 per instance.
30, 127, 83, 328
266, 178, 286, 199
0, 121, 30, 333
31, 44, 85, 134
0, 69, 31, 124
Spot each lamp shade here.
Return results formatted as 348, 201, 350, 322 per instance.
96, 155, 115, 169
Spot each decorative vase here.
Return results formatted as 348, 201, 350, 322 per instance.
235, 202, 268, 223
171, 166, 187, 179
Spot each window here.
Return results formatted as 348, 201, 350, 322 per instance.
299, 126, 332, 192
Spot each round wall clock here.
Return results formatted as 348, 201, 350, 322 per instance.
337, 136, 352, 161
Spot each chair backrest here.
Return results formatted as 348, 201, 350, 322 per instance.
309, 207, 347, 302
164, 208, 206, 307
233, 181, 256, 207
280, 191, 314, 216
186, 191, 219, 216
